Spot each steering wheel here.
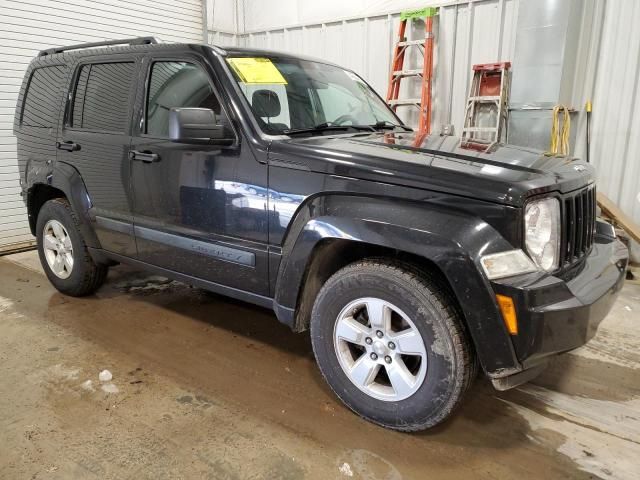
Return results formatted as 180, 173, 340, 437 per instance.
332, 114, 359, 126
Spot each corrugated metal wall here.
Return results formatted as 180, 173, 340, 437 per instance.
206, 0, 238, 45
572, 0, 640, 227
233, 0, 519, 132
208, 0, 640, 229
0, 0, 205, 251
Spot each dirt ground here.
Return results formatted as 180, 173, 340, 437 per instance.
0, 251, 639, 480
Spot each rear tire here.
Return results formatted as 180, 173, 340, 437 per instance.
310, 259, 474, 431
36, 198, 108, 296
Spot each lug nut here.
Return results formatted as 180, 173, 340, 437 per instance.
385, 356, 392, 364
388, 342, 396, 350
370, 353, 378, 361
365, 337, 373, 345
376, 330, 384, 338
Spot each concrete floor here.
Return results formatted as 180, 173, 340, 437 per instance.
0, 251, 638, 480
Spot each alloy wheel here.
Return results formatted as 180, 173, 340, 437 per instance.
42, 219, 74, 279
333, 297, 428, 401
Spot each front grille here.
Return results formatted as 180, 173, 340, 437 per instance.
561, 185, 596, 265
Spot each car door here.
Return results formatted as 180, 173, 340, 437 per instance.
129, 54, 270, 295
57, 56, 139, 256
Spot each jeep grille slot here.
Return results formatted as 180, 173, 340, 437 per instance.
562, 185, 596, 265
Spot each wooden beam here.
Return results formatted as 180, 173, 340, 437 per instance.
597, 192, 640, 244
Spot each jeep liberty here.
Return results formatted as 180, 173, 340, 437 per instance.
14, 38, 629, 431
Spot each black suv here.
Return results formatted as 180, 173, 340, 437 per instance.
14, 37, 628, 431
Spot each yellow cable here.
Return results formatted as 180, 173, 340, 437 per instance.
561, 106, 570, 155
548, 106, 559, 155
547, 105, 571, 156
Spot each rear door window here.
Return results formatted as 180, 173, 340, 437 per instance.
21, 65, 67, 127
71, 62, 135, 132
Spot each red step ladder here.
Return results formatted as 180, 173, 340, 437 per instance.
386, 7, 438, 137
460, 62, 512, 151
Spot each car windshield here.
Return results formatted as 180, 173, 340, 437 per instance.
226, 56, 403, 135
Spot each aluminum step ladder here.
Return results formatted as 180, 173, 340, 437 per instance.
386, 7, 438, 137
460, 62, 512, 152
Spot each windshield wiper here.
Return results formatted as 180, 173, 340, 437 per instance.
371, 120, 413, 132
283, 123, 375, 136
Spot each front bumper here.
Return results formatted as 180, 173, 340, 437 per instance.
489, 222, 628, 389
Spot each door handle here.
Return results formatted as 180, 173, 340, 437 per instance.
129, 150, 160, 163
56, 141, 80, 152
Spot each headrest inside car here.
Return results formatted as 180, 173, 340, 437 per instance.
252, 90, 281, 118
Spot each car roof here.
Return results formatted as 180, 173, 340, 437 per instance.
34, 42, 202, 63
33, 39, 339, 68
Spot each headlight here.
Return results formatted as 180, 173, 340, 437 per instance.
525, 197, 560, 271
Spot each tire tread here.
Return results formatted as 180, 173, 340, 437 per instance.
312, 258, 475, 431
38, 198, 107, 296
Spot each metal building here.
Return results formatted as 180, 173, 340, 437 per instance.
0, 0, 205, 252
1, 0, 639, 252
208, 0, 640, 244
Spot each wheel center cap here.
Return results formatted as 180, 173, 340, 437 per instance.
373, 341, 387, 357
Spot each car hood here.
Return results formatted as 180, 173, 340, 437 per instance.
271, 131, 593, 206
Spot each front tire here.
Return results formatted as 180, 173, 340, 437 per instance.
310, 259, 474, 431
36, 198, 108, 296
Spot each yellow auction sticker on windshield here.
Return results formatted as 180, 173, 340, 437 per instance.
227, 58, 287, 84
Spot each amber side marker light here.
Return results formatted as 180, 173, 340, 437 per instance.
496, 294, 518, 335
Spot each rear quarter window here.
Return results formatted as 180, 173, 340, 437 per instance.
21, 65, 68, 128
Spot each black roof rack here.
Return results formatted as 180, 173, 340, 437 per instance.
38, 37, 158, 56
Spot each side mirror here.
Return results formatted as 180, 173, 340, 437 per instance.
168, 107, 235, 146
